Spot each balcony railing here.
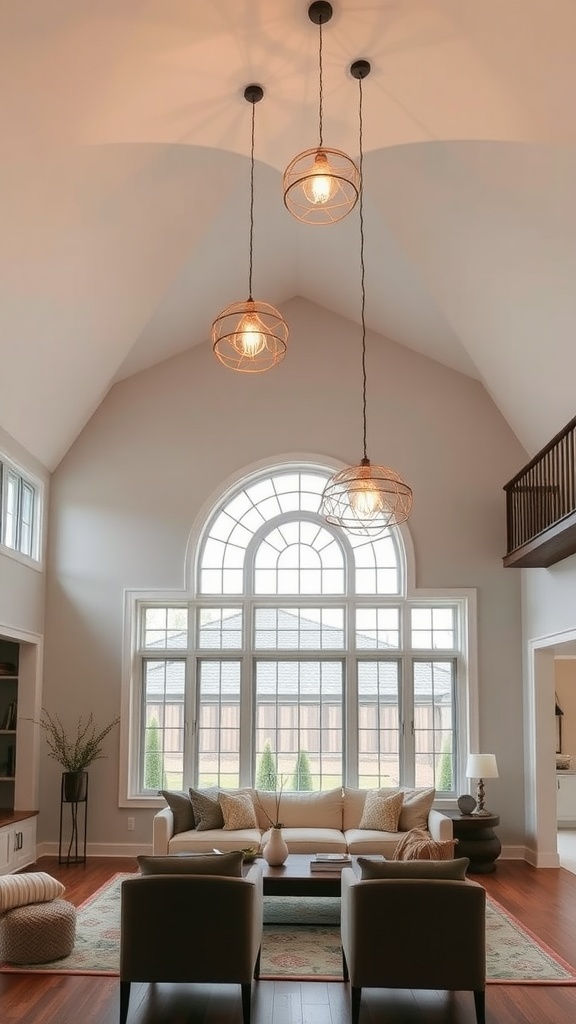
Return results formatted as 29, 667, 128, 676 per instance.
503, 415, 576, 568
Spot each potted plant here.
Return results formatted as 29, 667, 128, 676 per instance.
35, 709, 120, 801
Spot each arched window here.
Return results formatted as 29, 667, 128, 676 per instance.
126, 464, 473, 799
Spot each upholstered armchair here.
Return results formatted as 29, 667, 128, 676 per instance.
119, 863, 263, 1024
340, 867, 486, 1024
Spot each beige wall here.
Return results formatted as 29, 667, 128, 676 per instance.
39, 297, 527, 852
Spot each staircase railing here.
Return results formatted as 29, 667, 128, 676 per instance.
504, 415, 576, 562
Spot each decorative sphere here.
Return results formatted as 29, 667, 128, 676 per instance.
457, 794, 477, 815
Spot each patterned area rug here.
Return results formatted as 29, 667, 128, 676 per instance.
1, 873, 576, 984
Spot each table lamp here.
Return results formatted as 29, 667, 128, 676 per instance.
466, 753, 499, 816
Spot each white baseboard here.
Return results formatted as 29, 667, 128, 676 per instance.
523, 845, 561, 868
33, 841, 560, 866
499, 844, 528, 861
36, 841, 152, 860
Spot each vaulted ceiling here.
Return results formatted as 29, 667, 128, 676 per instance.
2, 1, 576, 470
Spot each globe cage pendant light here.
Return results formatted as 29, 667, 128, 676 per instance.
321, 61, 413, 537
212, 85, 288, 372
283, 1, 360, 225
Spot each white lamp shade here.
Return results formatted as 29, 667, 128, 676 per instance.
466, 753, 499, 779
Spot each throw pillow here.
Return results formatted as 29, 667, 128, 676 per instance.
398, 787, 435, 831
0, 872, 66, 912
219, 791, 258, 830
358, 789, 404, 831
357, 856, 470, 881
393, 827, 457, 861
159, 790, 195, 834
188, 787, 224, 831
137, 851, 244, 877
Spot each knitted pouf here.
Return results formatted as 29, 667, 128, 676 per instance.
0, 899, 77, 964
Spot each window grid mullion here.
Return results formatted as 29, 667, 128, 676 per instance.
130, 468, 469, 798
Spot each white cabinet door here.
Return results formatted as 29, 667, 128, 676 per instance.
0, 816, 37, 874
12, 816, 36, 870
557, 775, 576, 823
0, 824, 11, 874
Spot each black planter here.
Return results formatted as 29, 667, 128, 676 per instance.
60, 771, 89, 865
62, 770, 88, 803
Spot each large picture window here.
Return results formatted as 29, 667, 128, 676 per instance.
126, 464, 473, 800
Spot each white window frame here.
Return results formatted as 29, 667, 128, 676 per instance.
119, 461, 478, 807
0, 451, 43, 566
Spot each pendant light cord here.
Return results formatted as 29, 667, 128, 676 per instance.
358, 75, 367, 461
248, 97, 256, 302
318, 15, 324, 147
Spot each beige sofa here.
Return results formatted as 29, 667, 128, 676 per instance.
152, 786, 453, 858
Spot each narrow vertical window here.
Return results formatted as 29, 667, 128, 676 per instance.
0, 458, 39, 560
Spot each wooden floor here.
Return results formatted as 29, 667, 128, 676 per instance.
1, 856, 576, 1024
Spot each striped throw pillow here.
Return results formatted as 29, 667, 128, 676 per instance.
0, 872, 65, 912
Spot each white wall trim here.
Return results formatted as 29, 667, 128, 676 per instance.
527, 628, 576, 870
37, 840, 153, 860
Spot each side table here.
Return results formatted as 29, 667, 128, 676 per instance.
445, 810, 501, 873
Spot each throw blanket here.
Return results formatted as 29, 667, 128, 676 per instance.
393, 828, 457, 860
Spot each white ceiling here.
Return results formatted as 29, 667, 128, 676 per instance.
2, 0, 576, 470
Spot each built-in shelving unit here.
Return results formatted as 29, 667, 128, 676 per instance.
0, 640, 19, 804
0, 635, 39, 873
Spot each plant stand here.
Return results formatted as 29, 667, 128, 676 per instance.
58, 772, 88, 865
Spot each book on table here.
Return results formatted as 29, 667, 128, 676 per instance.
310, 852, 352, 872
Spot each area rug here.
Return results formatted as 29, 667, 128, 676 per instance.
1, 873, 575, 985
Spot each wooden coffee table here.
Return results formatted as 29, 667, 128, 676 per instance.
249, 853, 346, 897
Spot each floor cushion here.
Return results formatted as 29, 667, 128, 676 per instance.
0, 898, 77, 964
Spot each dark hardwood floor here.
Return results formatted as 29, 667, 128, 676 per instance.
1, 856, 576, 1023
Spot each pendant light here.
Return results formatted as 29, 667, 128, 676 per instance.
321, 61, 413, 537
283, 2, 360, 225
212, 85, 288, 372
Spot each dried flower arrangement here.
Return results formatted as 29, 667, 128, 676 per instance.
33, 709, 120, 772
255, 776, 287, 828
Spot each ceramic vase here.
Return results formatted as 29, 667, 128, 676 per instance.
263, 825, 289, 866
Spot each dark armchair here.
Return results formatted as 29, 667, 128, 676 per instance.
340, 867, 486, 1024
119, 863, 263, 1024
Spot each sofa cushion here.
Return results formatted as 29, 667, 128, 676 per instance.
189, 787, 224, 831
138, 851, 244, 876
359, 790, 403, 831
262, 826, 348, 855
398, 787, 435, 831
254, 788, 343, 830
168, 827, 262, 855
343, 787, 399, 830
357, 856, 470, 880
343, 786, 437, 832
160, 790, 195, 834
0, 872, 65, 912
393, 828, 457, 861
219, 791, 258, 830
344, 829, 404, 858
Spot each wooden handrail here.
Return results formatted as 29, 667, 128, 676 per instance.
504, 417, 576, 558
